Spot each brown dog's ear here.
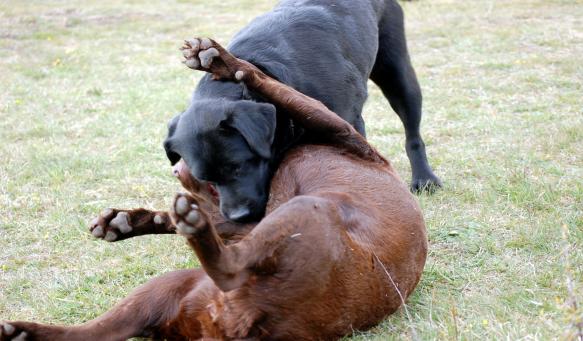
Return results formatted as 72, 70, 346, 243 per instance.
225, 101, 276, 159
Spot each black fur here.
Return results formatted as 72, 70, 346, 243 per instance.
165, 0, 441, 222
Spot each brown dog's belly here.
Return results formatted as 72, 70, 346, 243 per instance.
207, 145, 428, 339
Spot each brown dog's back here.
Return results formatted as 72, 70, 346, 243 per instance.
203, 144, 428, 339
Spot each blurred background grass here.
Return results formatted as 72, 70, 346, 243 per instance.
0, 0, 581, 339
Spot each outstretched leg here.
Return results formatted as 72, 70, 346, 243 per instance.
89, 208, 174, 242
370, 3, 442, 192
88, 159, 250, 242
180, 38, 386, 166
0, 270, 208, 341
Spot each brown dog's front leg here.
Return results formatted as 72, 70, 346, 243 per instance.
181, 37, 387, 165
170, 193, 251, 292
89, 208, 175, 242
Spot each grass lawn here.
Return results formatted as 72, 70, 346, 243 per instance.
0, 0, 581, 339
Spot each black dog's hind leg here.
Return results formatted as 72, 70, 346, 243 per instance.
371, 2, 442, 192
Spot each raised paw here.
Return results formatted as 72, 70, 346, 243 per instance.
0, 322, 28, 341
171, 194, 209, 237
179, 37, 249, 81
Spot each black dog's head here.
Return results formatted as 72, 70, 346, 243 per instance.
164, 99, 276, 222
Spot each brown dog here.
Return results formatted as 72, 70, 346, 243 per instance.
0, 39, 427, 341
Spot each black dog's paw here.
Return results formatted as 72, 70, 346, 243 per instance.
171, 193, 209, 237
411, 173, 442, 193
0, 322, 28, 341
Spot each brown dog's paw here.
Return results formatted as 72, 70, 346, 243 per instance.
171, 193, 208, 237
180, 37, 248, 81
89, 208, 131, 242
89, 209, 166, 242
180, 37, 218, 70
0, 322, 28, 341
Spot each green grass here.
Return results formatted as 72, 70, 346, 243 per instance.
0, 0, 581, 339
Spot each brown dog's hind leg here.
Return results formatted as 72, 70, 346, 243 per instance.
171, 192, 346, 293
1, 270, 206, 341
89, 208, 175, 242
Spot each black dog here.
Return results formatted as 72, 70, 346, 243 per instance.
164, 0, 441, 222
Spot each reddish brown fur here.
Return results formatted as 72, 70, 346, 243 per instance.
0, 39, 427, 341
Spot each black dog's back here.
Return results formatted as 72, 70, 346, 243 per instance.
171, 0, 440, 222
198, 0, 385, 128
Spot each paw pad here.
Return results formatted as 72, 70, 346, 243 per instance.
153, 214, 165, 225
1, 322, 15, 336
109, 212, 132, 234
185, 206, 199, 224
104, 230, 118, 242
0, 322, 27, 340
89, 210, 134, 242
199, 48, 219, 68
180, 37, 220, 70
175, 196, 190, 215
172, 194, 206, 236
91, 225, 104, 238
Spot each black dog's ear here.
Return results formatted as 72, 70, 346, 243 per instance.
163, 114, 182, 165
227, 101, 276, 159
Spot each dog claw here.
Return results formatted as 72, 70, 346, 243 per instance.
235, 71, 245, 81
199, 48, 219, 68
